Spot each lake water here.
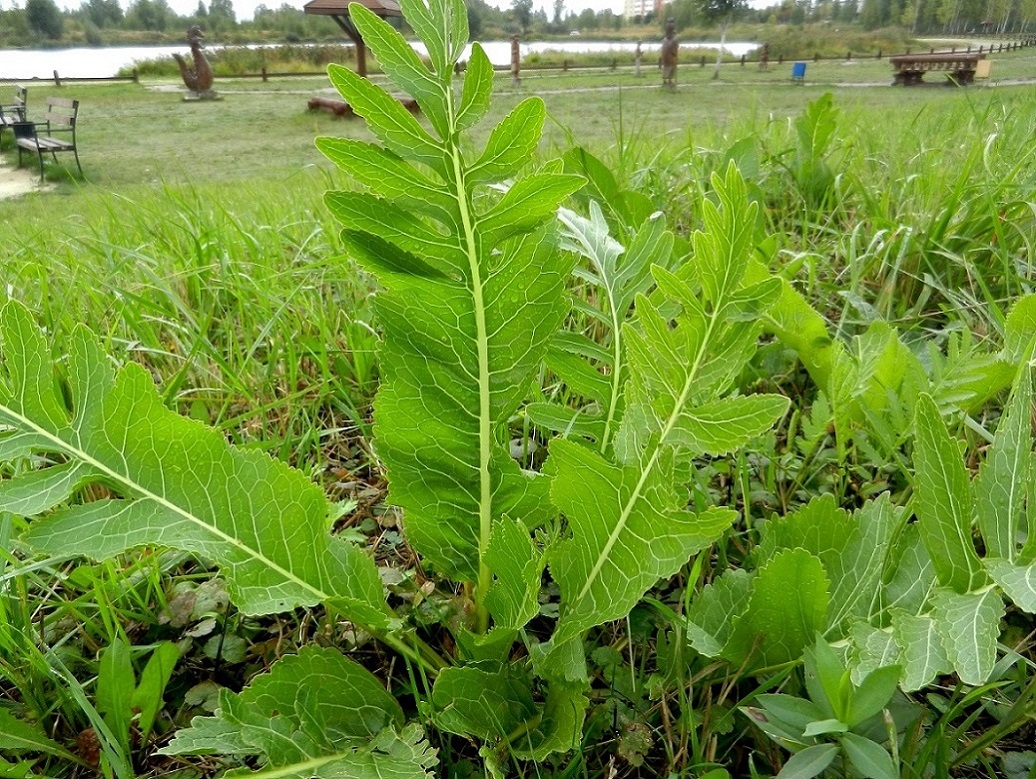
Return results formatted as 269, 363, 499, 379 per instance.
0, 39, 758, 80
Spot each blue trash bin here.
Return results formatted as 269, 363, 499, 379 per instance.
792, 61, 807, 81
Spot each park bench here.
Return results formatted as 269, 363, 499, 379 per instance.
14, 96, 82, 181
0, 85, 28, 150
889, 52, 987, 86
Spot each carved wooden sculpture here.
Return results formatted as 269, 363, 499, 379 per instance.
510, 35, 521, 86
660, 18, 678, 88
173, 26, 215, 95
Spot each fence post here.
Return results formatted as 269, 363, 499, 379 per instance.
700, 55, 706, 67
846, 50, 851, 60
814, 52, 819, 61
133, 68, 139, 83
929, 47, 934, 53
740, 54, 745, 66
53, 70, 61, 87
563, 59, 568, 71
778, 54, 783, 64
261, 66, 268, 82
877, 49, 881, 58
611, 58, 617, 70
951, 46, 955, 52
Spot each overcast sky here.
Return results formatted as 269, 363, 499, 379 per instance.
40, 0, 628, 21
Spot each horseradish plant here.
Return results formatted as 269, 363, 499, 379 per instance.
684, 300, 1036, 692
0, 0, 788, 773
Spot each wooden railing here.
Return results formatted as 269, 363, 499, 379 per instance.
2, 34, 1034, 85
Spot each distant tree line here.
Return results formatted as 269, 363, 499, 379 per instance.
0, 0, 345, 46
2, 0, 1034, 49
672, 0, 1036, 32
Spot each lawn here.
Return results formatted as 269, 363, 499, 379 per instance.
2, 41, 1034, 199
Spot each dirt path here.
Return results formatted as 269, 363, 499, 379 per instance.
0, 157, 46, 201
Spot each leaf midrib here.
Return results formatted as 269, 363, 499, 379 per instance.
444, 77, 494, 618
575, 311, 721, 603
1, 403, 332, 605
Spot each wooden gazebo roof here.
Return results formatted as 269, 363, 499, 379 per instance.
303, 0, 402, 76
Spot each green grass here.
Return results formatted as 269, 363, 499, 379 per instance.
4, 64, 1035, 458
6, 42, 1035, 196
4, 63, 1035, 448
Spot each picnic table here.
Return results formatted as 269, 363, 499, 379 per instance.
889, 52, 987, 86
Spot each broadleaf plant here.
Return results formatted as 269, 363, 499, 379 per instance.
162, 646, 438, 778
316, 0, 583, 629
0, 300, 389, 633
686, 351, 1036, 691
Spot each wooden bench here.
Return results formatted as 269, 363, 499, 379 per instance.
889, 52, 987, 86
15, 97, 82, 181
0, 85, 27, 150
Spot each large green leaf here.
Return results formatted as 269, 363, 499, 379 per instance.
542, 166, 787, 661
930, 587, 1004, 686
759, 495, 899, 633
483, 518, 544, 631
162, 646, 435, 778
545, 167, 785, 646
320, 0, 583, 620
548, 438, 735, 644
431, 665, 586, 760
1, 302, 388, 630
890, 610, 950, 691
684, 568, 753, 658
985, 558, 1036, 613
726, 548, 830, 668
530, 203, 668, 454
912, 393, 986, 594
975, 368, 1031, 561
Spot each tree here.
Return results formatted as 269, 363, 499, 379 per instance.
511, 0, 532, 32
209, 0, 235, 24
859, 0, 904, 28
1020, 0, 1036, 29
552, 0, 564, 26
466, 1, 482, 38
0, 7, 31, 42
124, 0, 170, 31
695, 0, 749, 80
81, 0, 123, 28
26, 0, 63, 38
576, 6, 597, 28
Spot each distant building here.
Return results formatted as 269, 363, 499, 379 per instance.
624, 0, 667, 20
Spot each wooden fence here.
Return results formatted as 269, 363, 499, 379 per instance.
2, 34, 1034, 86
